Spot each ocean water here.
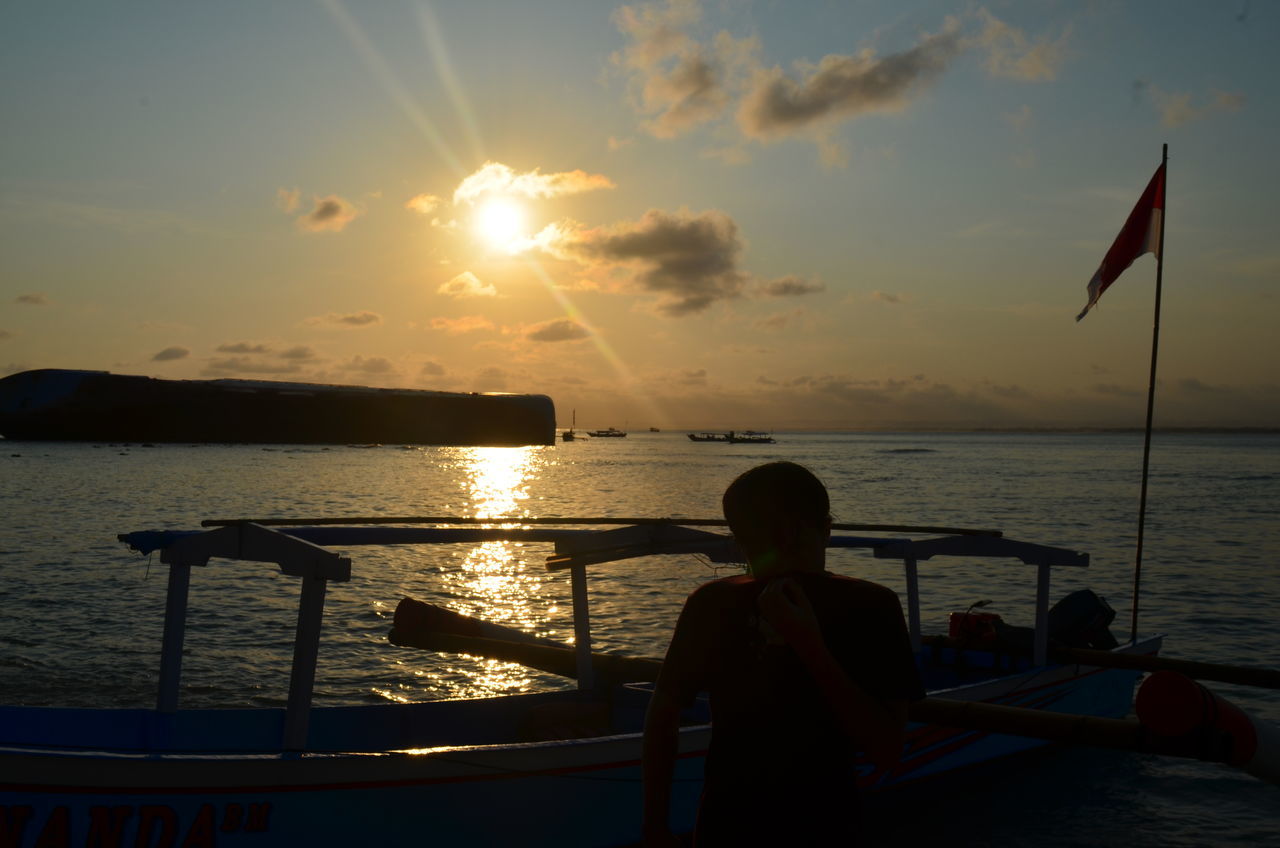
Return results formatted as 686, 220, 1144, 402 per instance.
1, 431, 1277, 846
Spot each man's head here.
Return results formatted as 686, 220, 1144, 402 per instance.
722, 462, 831, 577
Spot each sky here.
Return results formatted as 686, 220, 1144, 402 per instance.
2, 0, 1277, 430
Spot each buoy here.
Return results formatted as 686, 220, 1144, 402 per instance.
1136, 670, 1280, 784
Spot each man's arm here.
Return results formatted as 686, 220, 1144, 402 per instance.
641, 589, 709, 846
758, 579, 908, 770
641, 686, 683, 846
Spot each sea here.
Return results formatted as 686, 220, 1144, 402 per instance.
1, 431, 1277, 847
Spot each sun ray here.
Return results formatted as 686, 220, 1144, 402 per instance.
322, 0, 465, 176
523, 259, 666, 425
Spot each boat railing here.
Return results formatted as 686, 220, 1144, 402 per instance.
119, 518, 1087, 753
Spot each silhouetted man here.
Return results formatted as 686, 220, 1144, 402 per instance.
642, 462, 923, 845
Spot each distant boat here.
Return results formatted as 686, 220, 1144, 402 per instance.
0, 369, 555, 446
587, 427, 626, 438
562, 410, 577, 442
648, 427, 660, 432
687, 430, 776, 444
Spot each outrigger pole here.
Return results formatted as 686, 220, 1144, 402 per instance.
1131, 143, 1169, 644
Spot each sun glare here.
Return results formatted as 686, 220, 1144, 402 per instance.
474, 197, 527, 251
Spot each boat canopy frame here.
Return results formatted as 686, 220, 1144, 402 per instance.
119, 519, 1089, 753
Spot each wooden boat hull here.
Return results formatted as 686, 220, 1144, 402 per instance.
0, 638, 1160, 847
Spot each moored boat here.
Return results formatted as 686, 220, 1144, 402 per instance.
586, 427, 626, 438
6, 516, 1272, 846
0, 369, 556, 446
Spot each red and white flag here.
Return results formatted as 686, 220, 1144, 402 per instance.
1077, 164, 1166, 321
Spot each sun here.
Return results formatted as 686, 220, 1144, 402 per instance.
474, 197, 527, 251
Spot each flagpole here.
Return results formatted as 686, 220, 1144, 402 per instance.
1130, 143, 1168, 644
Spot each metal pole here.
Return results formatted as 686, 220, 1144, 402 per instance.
903, 556, 921, 653
1131, 143, 1168, 644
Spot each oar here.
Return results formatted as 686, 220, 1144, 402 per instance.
388, 628, 1278, 785
923, 636, 1280, 690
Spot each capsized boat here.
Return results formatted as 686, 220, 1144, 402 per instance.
4, 517, 1274, 847
0, 369, 556, 446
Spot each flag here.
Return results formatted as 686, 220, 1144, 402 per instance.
1076, 164, 1166, 321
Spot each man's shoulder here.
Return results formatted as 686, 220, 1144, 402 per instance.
814, 572, 902, 608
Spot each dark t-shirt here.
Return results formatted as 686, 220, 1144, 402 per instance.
656, 570, 924, 844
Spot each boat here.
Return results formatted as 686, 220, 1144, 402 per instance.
648, 427, 660, 432
687, 430, 775, 443
10, 515, 1272, 846
562, 409, 577, 442
0, 369, 556, 446
586, 427, 626, 438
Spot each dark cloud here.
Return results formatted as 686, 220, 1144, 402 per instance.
759, 275, 824, 297
216, 342, 273, 354
16, 293, 48, 305
337, 355, 395, 375
151, 346, 190, 362
297, 194, 359, 233
738, 24, 962, 137
753, 309, 803, 331
545, 209, 748, 315
526, 319, 590, 342
1093, 383, 1141, 398
305, 311, 383, 328
203, 357, 302, 376
0, 329, 12, 341
420, 361, 446, 376
1177, 377, 1227, 394
279, 345, 317, 361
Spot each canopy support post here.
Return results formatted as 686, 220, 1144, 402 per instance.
156, 562, 192, 713
283, 572, 329, 752
1034, 561, 1051, 667
570, 563, 595, 690
904, 556, 921, 653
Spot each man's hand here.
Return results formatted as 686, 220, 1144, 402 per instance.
757, 578, 823, 654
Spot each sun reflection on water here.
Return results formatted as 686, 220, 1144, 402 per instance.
434, 446, 558, 699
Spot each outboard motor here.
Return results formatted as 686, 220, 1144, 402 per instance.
1048, 589, 1118, 649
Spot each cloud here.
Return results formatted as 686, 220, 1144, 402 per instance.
16, 293, 48, 305
870, 290, 910, 304
758, 275, 824, 297
296, 194, 360, 233
473, 366, 508, 392
1005, 104, 1032, 133
279, 345, 318, 361
337, 355, 395, 375
405, 193, 441, 215
737, 20, 963, 139
437, 271, 497, 298
304, 311, 383, 328
976, 10, 1070, 82
203, 357, 303, 376
536, 208, 748, 315
216, 342, 273, 354
453, 162, 615, 205
429, 315, 495, 334
150, 346, 190, 362
612, 0, 758, 137
276, 187, 301, 213
525, 318, 590, 342
420, 361, 446, 376
0, 329, 11, 341
1149, 87, 1245, 128
753, 309, 805, 331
